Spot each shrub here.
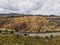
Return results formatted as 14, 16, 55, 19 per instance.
10, 31, 14, 34
35, 36, 40, 39
50, 35, 53, 38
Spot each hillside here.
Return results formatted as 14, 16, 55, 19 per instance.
0, 16, 58, 32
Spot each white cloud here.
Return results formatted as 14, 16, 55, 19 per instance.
0, 0, 60, 15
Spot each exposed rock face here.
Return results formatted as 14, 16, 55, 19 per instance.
0, 16, 57, 32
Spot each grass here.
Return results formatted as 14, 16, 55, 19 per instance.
0, 34, 60, 45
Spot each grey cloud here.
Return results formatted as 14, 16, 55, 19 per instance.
0, 0, 60, 15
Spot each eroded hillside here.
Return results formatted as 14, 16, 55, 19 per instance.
0, 16, 58, 32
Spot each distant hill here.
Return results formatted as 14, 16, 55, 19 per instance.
45, 16, 60, 26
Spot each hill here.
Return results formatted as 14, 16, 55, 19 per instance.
0, 16, 48, 32
0, 15, 59, 32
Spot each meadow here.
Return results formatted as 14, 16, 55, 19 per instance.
0, 34, 60, 45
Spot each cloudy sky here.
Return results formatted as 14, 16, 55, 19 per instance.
0, 0, 60, 15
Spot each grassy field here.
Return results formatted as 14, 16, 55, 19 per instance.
0, 34, 60, 45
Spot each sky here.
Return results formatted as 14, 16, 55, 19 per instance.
0, 0, 60, 15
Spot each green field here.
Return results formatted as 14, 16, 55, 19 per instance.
0, 34, 60, 45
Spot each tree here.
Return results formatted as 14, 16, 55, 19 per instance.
50, 35, 53, 38
0, 31, 1, 33
45, 36, 48, 39
10, 31, 14, 34
24, 33, 27, 36
14, 26, 20, 39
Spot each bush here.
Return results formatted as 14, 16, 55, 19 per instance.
35, 36, 40, 39
10, 31, 14, 34
50, 35, 53, 38
0, 31, 1, 33
45, 36, 48, 39
24, 33, 27, 36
